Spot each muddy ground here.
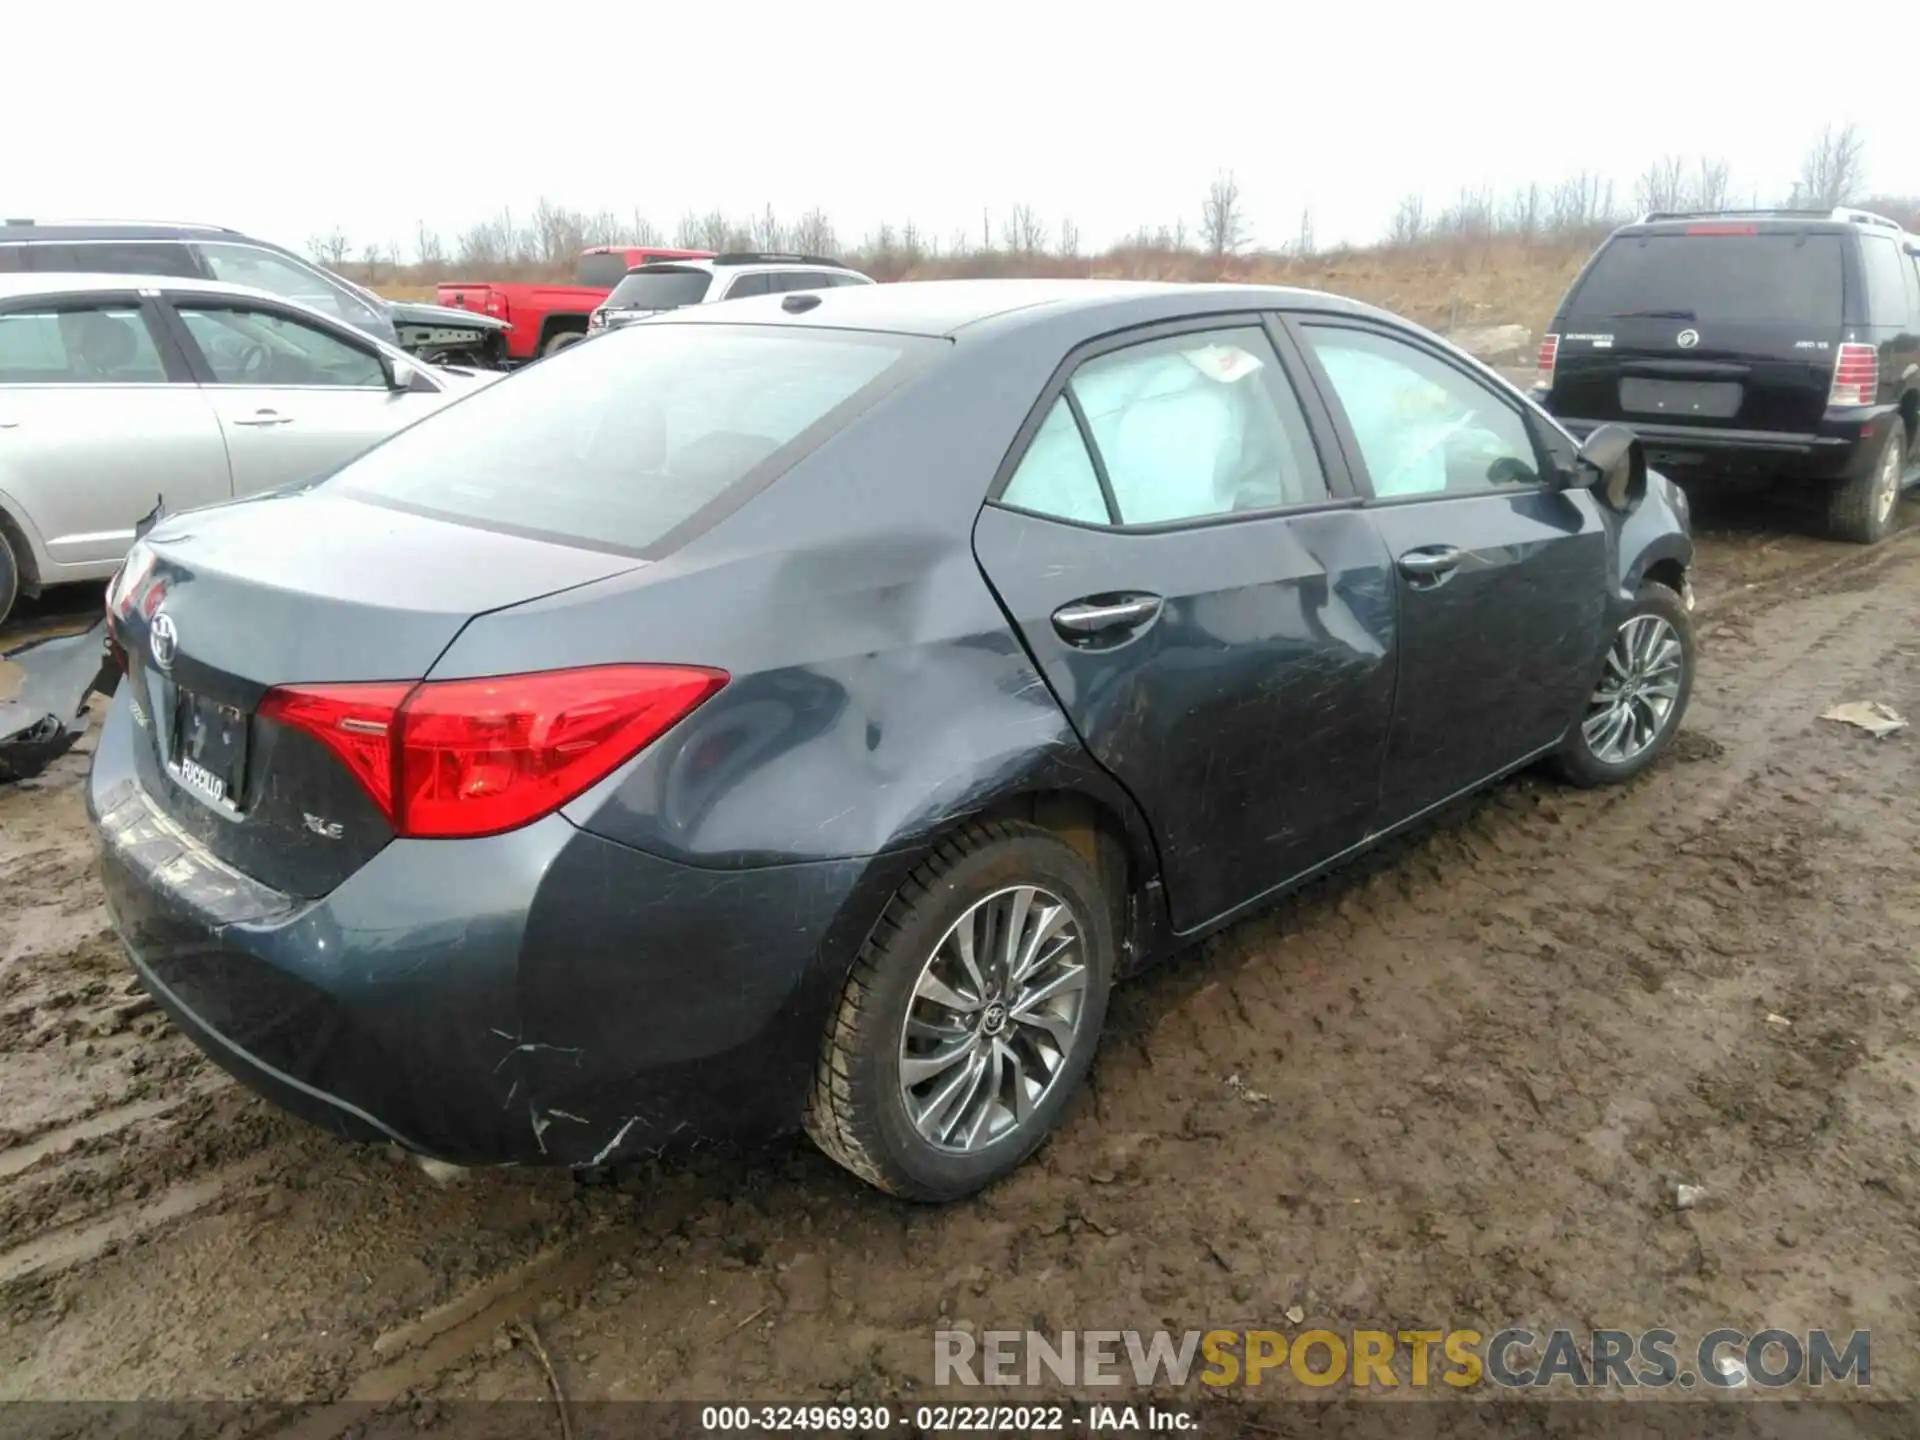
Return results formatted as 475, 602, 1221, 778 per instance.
2, 496, 1918, 1423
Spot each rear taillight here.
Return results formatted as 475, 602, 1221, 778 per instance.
1829, 343, 1879, 407
259, 665, 728, 839
1537, 333, 1559, 390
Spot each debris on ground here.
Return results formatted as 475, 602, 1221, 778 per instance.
1224, 1074, 1272, 1106
1765, 1013, 1792, 1028
1819, 700, 1908, 738
0, 619, 115, 784
1675, 1183, 1706, 1211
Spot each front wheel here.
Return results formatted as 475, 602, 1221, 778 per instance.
806, 821, 1115, 1201
0, 529, 17, 629
1825, 417, 1906, 545
1552, 581, 1695, 788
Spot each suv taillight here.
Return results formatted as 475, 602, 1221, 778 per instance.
1536, 333, 1559, 390
1829, 343, 1879, 407
259, 665, 729, 839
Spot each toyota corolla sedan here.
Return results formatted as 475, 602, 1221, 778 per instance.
89, 280, 1695, 1201
0, 273, 497, 625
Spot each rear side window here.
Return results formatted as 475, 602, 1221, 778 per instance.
1567, 233, 1845, 327
1858, 235, 1911, 322
575, 252, 632, 288
329, 324, 934, 555
604, 269, 712, 309
23, 241, 202, 278
0, 304, 169, 384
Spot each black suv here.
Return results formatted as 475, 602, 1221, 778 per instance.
0, 219, 510, 368
1537, 207, 1920, 543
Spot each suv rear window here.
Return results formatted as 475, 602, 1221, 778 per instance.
604, 268, 713, 310
576, 252, 635, 288
1567, 232, 1845, 327
329, 324, 935, 556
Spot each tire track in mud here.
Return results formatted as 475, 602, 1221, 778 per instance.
2, 524, 1919, 1408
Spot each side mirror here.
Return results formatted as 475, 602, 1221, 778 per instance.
1571, 422, 1646, 507
385, 355, 428, 392
1906, 242, 1920, 258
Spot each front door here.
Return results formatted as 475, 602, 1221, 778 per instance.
165, 299, 428, 496
1290, 317, 1610, 823
0, 295, 229, 573
973, 319, 1399, 933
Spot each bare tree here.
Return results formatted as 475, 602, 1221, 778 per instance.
1694, 157, 1732, 211
308, 228, 353, 267
1294, 207, 1316, 258
413, 221, 447, 271
1201, 171, 1246, 256
1387, 194, 1427, 247
1500, 182, 1541, 241
1799, 123, 1866, 208
1059, 216, 1080, 258
1547, 171, 1619, 238
1001, 203, 1045, 256
900, 220, 926, 265
866, 221, 898, 259
629, 210, 663, 247
1634, 155, 1690, 215
790, 208, 837, 256
749, 204, 785, 252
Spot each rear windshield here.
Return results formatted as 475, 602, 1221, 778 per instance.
1567, 232, 1846, 327
575, 252, 633, 288
605, 268, 712, 310
328, 324, 934, 556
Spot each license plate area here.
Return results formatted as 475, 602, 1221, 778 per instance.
168, 687, 250, 809
1619, 377, 1743, 419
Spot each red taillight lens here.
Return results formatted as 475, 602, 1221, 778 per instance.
259, 682, 412, 818
259, 665, 727, 839
1829, 343, 1879, 407
1537, 333, 1559, 389
1684, 223, 1759, 235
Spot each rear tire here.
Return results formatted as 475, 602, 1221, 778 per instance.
806, 821, 1114, 1201
1552, 581, 1694, 789
1825, 418, 1906, 545
0, 531, 16, 630
542, 330, 584, 358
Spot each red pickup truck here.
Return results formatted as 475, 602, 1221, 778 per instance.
438, 244, 714, 363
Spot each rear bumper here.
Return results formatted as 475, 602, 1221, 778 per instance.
1556, 413, 1892, 480
86, 694, 871, 1167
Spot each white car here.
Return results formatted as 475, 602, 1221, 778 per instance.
0, 273, 499, 624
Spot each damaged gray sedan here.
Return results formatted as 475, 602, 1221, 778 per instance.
89, 279, 1695, 1200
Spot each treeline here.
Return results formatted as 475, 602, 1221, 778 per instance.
315, 122, 1915, 286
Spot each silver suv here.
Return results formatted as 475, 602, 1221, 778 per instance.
588, 252, 873, 333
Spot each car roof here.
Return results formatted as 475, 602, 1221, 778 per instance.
624, 257, 861, 277
0, 220, 237, 242
0, 271, 303, 303
646, 276, 1382, 339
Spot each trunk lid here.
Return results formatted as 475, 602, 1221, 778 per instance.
1549, 229, 1848, 434
112, 489, 642, 896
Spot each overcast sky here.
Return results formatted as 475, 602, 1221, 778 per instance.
12, 1, 1908, 260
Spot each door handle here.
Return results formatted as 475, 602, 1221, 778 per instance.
1397, 546, 1464, 579
1051, 594, 1163, 640
231, 410, 292, 427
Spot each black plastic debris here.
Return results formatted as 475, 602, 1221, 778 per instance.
0, 617, 116, 783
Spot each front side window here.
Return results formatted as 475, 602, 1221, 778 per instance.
177, 305, 387, 387
329, 324, 934, 555
1301, 326, 1541, 498
198, 242, 380, 328
724, 273, 773, 300
999, 325, 1330, 526
0, 304, 168, 384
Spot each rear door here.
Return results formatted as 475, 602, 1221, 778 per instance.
1551, 228, 1847, 435
973, 317, 1399, 933
0, 293, 229, 571
1292, 317, 1609, 822
161, 296, 442, 495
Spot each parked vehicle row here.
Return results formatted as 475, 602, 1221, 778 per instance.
0, 273, 496, 624
0, 219, 512, 368
89, 277, 1697, 1200
1536, 205, 1920, 544
437, 243, 718, 361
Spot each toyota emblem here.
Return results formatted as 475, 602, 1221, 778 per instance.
1676, 328, 1701, 349
150, 611, 178, 671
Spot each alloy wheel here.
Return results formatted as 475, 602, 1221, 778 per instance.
898, 884, 1089, 1154
1875, 433, 1903, 527
1583, 614, 1685, 765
